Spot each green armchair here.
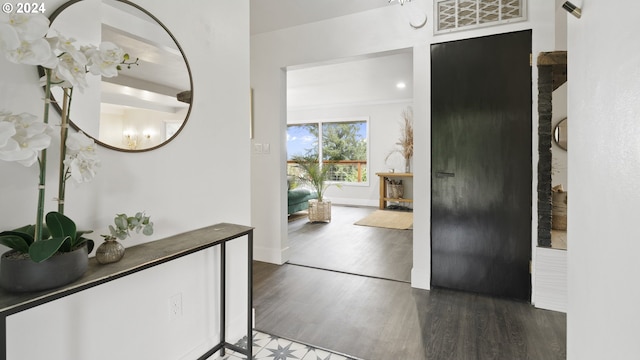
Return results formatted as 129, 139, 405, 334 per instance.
288, 187, 318, 215
287, 176, 317, 215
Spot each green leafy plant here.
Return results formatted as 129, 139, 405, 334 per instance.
102, 212, 154, 241
0, 212, 94, 263
291, 155, 341, 202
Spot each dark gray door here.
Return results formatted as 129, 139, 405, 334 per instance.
431, 30, 532, 300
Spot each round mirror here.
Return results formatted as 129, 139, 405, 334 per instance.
553, 118, 567, 151
45, 0, 193, 152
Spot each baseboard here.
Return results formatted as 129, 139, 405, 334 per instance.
411, 266, 430, 290
253, 244, 289, 265
327, 197, 378, 207
178, 338, 218, 360
533, 247, 567, 313
178, 310, 251, 360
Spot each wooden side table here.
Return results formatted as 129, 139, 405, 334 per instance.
376, 172, 413, 209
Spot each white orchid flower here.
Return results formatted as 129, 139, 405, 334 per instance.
39, 48, 59, 69
7, 112, 51, 138
64, 156, 98, 183
40, 70, 72, 89
0, 121, 17, 148
54, 52, 89, 90
0, 112, 52, 167
4, 37, 53, 66
0, 110, 11, 120
84, 42, 125, 78
48, 33, 87, 65
0, 23, 20, 51
65, 131, 96, 155
5, 13, 49, 41
1, 13, 55, 66
1, 132, 50, 166
64, 149, 100, 184
0, 138, 31, 164
64, 131, 99, 184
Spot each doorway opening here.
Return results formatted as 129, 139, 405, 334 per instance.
284, 49, 414, 283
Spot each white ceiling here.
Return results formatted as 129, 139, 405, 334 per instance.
102, 1, 413, 113
287, 50, 413, 109
55, 1, 413, 115
250, 0, 393, 35
254, 1, 415, 109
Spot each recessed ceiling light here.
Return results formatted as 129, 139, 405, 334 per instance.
396, 82, 406, 89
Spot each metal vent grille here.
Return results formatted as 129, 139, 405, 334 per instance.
435, 0, 527, 34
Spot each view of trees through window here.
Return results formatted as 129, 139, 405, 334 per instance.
287, 120, 368, 183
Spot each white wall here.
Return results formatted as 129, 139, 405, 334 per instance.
0, 0, 250, 358
567, 1, 640, 359
251, 0, 556, 291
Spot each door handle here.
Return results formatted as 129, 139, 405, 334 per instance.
436, 171, 455, 178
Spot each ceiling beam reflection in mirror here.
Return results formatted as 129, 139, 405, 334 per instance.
46, 0, 193, 152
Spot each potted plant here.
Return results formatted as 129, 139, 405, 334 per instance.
96, 212, 154, 264
0, 13, 131, 292
0, 212, 94, 292
291, 155, 341, 222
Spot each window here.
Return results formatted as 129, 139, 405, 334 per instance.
287, 119, 368, 184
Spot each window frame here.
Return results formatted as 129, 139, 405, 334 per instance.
287, 116, 370, 186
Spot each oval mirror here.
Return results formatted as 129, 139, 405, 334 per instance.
553, 118, 567, 151
45, 0, 193, 152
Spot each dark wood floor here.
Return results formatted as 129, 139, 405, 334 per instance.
255, 205, 566, 359
253, 262, 567, 360
287, 205, 413, 282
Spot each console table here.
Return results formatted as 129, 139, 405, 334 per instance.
376, 172, 413, 209
0, 223, 254, 360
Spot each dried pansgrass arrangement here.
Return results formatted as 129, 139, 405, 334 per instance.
385, 107, 414, 168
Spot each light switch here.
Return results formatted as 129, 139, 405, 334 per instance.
263, 143, 270, 154
254, 143, 263, 153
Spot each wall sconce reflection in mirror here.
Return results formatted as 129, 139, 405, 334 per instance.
123, 129, 153, 150
123, 131, 138, 150
562, 1, 582, 19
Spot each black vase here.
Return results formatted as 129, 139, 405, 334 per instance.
0, 244, 89, 293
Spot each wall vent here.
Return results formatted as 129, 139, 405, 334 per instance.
435, 0, 527, 34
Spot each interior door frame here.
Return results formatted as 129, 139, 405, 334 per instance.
430, 30, 533, 301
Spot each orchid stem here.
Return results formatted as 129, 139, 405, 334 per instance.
57, 88, 71, 214
35, 69, 52, 242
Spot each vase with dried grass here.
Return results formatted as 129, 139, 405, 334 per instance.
385, 107, 414, 173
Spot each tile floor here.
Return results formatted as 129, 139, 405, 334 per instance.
209, 330, 360, 360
